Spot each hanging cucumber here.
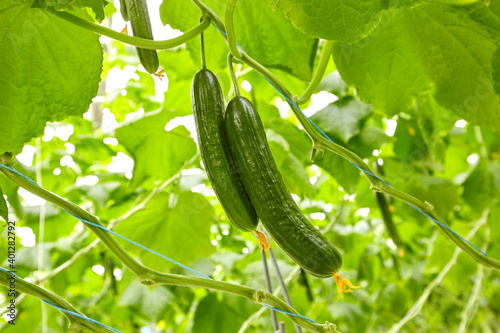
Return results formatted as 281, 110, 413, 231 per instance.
119, 0, 129, 21
224, 96, 343, 278
123, 0, 159, 74
191, 70, 258, 232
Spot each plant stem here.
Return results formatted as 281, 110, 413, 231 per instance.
0, 167, 149, 278
374, 190, 404, 250
0, 269, 113, 332
47, 9, 210, 50
192, 0, 224, 29
0, 165, 334, 333
225, 0, 243, 59
474, 126, 489, 160
35, 138, 48, 333
296, 41, 333, 105
387, 209, 489, 333
151, 272, 335, 332
228, 53, 241, 97
261, 249, 279, 332
200, 21, 207, 69
457, 226, 490, 333
268, 247, 303, 333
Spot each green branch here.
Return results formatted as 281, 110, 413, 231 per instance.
387, 210, 489, 333
0, 269, 114, 333
225, 0, 243, 59
296, 41, 334, 105
0, 166, 334, 333
47, 9, 210, 50
192, 0, 224, 29
151, 272, 337, 332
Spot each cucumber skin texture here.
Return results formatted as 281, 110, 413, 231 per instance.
191, 70, 258, 232
225, 97, 343, 278
125, 0, 159, 74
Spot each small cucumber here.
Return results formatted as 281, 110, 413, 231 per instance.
125, 0, 159, 74
191, 70, 258, 232
119, 0, 129, 21
224, 96, 343, 278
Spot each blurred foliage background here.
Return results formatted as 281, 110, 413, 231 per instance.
1, 0, 500, 332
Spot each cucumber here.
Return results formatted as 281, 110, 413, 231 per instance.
124, 0, 159, 74
224, 97, 343, 278
191, 70, 258, 232
119, 0, 129, 21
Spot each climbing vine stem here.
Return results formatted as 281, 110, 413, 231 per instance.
225, 0, 243, 59
48, 9, 210, 50
228, 53, 241, 97
296, 41, 334, 105
0, 166, 335, 333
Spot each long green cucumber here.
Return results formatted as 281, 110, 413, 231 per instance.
224, 96, 343, 278
124, 0, 159, 74
191, 70, 258, 232
119, 0, 129, 21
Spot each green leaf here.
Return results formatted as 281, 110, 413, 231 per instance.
267, 129, 313, 197
266, 118, 311, 162
193, 293, 251, 333
403, 175, 461, 219
34, 0, 108, 22
115, 110, 197, 188
463, 160, 500, 211
333, 3, 500, 130
159, 50, 199, 116
309, 97, 372, 142
314, 150, 360, 192
118, 279, 173, 319
231, 0, 317, 81
0, 186, 8, 222
492, 44, 500, 97
160, 0, 317, 80
0, 2, 102, 154
267, 0, 382, 42
349, 126, 392, 158
115, 192, 215, 271
77, 0, 108, 21
318, 70, 348, 97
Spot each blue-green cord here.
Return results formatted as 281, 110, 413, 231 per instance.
210, 21, 487, 258
0, 163, 317, 326
0, 267, 121, 332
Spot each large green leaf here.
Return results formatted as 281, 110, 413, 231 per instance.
334, 3, 500, 130
34, 0, 108, 21
0, 1, 102, 154
267, 0, 382, 43
159, 49, 199, 116
463, 160, 500, 212
193, 293, 254, 333
314, 150, 360, 192
115, 110, 197, 188
115, 192, 215, 271
160, 0, 317, 80
310, 97, 372, 142
267, 129, 313, 197
267, 0, 428, 43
